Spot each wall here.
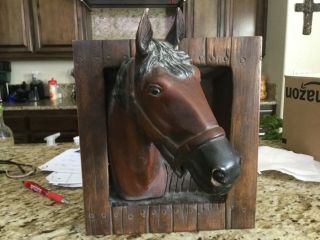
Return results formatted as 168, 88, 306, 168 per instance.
263, 0, 320, 115
262, 0, 288, 113
10, 8, 173, 85
284, 0, 320, 76
10, 60, 74, 84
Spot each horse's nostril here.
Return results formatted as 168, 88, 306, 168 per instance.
212, 169, 226, 184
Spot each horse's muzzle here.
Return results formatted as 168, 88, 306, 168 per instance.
184, 136, 241, 195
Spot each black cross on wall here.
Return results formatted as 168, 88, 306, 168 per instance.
295, 0, 320, 35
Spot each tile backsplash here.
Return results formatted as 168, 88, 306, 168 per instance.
91, 8, 175, 40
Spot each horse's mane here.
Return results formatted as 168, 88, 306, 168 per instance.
138, 39, 194, 79
113, 39, 194, 109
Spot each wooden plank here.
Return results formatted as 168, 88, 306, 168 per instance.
103, 40, 130, 67
226, 37, 262, 229
173, 204, 197, 232
179, 38, 206, 65
149, 205, 173, 233
149, 205, 160, 233
73, 40, 111, 235
197, 203, 225, 230
206, 37, 231, 66
187, 38, 206, 66
158, 205, 173, 233
122, 206, 149, 234
111, 206, 123, 234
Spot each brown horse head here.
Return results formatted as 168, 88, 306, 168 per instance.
125, 9, 240, 195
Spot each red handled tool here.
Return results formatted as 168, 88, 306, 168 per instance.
23, 180, 69, 204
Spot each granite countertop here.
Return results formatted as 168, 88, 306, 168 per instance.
3, 98, 77, 111
0, 143, 319, 239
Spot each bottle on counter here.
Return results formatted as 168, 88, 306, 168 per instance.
0, 103, 14, 160
30, 71, 45, 100
48, 78, 62, 101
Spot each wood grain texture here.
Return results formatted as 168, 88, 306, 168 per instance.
0, 0, 33, 53
32, 0, 86, 53
197, 203, 225, 230
206, 37, 231, 66
74, 37, 261, 235
73, 40, 111, 235
149, 205, 173, 233
173, 204, 197, 232
103, 40, 130, 67
179, 38, 206, 66
226, 37, 261, 229
121, 206, 148, 234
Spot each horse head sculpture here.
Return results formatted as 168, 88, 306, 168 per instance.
108, 8, 240, 201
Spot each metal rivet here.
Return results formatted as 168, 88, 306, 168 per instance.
128, 214, 133, 220
152, 210, 157, 215
88, 213, 95, 219
114, 214, 118, 218
162, 210, 166, 215
101, 213, 107, 219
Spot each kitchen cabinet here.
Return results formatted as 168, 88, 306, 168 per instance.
0, 0, 33, 54
0, 0, 90, 59
182, 0, 268, 54
4, 109, 78, 143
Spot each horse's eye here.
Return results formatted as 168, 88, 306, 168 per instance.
147, 85, 162, 97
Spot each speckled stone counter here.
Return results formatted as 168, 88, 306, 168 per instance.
0, 143, 319, 240
3, 98, 77, 111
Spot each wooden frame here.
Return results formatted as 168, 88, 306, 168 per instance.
73, 37, 261, 235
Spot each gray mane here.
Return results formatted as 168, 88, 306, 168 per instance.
113, 40, 194, 108
138, 39, 194, 79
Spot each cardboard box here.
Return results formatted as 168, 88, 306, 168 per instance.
282, 76, 320, 160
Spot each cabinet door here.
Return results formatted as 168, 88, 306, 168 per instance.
184, 0, 268, 53
0, 0, 33, 53
31, 0, 86, 53
186, 0, 268, 37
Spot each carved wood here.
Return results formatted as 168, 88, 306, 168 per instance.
74, 37, 261, 235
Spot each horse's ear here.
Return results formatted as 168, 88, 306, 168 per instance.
165, 8, 185, 48
136, 8, 153, 57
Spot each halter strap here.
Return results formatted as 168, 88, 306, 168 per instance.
126, 59, 225, 172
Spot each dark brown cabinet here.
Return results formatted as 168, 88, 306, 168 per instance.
4, 109, 78, 143
0, 0, 33, 54
183, 0, 268, 53
0, 0, 90, 59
